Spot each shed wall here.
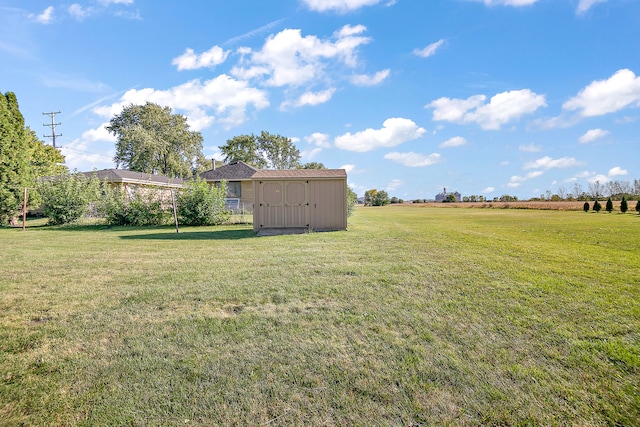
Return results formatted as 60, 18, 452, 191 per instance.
253, 178, 346, 231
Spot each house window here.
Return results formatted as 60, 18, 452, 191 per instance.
215, 181, 242, 198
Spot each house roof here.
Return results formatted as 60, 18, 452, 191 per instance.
81, 169, 183, 187
199, 161, 259, 181
252, 169, 347, 180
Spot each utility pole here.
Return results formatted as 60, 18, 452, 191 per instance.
43, 111, 62, 148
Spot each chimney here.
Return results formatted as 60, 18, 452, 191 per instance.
212, 159, 216, 170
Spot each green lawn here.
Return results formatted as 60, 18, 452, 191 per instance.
1, 207, 638, 426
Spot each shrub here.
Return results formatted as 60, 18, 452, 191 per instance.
620, 197, 628, 214
346, 186, 357, 218
583, 201, 590, 213
636, 200, 640, 215
606, 197, 614, 213
98, 185, 169, 226
176, 178, 229, 226
36, 172, 101, 225
593, 200, 602, 213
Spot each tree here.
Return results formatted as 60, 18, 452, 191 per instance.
301, 162, 326, 169
583, 201, 589, 213
620, 197, 628, 214
0, 91, 31, 225
364, 189, 390, 206
26, 127, 67, 179
106, 102, 204, 178
636, 200, 640, 215
605, 197, 614, 213
219, 131, 301, 169
219, 134, 265, 168
593, 200, 602, 213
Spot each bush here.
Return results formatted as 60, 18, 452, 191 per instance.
98, 185, 169, 226
36, 172, 101, 225
606, 197, 614, 213
346, 186, 357, 218
593, 200, 602, 213
636, 200, 640, 214
583, 201, 590, 213
176, 178, 229, 226
620, 197, 628, 214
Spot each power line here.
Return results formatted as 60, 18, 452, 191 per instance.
43, 111, 62, 148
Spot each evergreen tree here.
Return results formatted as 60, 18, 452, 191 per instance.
583, 201, 589, 212
620, 197, 628, 214
593, 200, 602, 213
605, 197, 614, 213
635, 200, 640, 215
0, 92, 31, 225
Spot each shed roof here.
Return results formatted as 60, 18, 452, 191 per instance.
252, 169, 347, 180
82, 169, 183, 187
199, 161, 259, 181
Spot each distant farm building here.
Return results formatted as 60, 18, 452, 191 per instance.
435, 188, 461, 202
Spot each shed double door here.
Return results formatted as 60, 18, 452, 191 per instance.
259, 181, 308, 228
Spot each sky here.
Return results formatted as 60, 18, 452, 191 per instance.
1, 0, 639, 200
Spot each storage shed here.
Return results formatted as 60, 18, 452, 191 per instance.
252, 169, 347, 232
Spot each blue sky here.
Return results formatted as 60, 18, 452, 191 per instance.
1, 0, 639, 200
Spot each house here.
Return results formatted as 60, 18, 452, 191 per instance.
252, 169, 347, 232
81, 169, 184, 190
199, 161, 258, 207
435, 187, 461, 202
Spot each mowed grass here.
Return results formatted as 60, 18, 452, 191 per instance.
1, 208, 638, 426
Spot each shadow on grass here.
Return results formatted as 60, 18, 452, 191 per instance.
119, 229, 257, 240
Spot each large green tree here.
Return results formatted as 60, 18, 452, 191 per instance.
26, 127, 67, 179
219, 131, 301, 169
0, 92, 31, 225
106, 102, 204, 178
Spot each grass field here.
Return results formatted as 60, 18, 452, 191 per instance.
1, 207, 639, 426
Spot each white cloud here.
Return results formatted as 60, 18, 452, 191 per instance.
384, 152, 441, 167
579, 128, 609, 143
508, 171, 544, 188
413, 39, 446, 58
350, 69, 390, 86
61, 124, 116, 170
301, 0, 383, 13
231, 26, 371, 87
94, 74, 269, 130
340, 164, 365, 175
99, 0, 134, 4
439, 136, 466, 148
305, 132, 332, 148
563, 69, 640, 117
30, 6, 54, 24
577, 0, 607, 14
523, 156, 581, 170
69, 4, 90, 20
472, 0, 539, 6
608, 166, 628, 177
172, 46, 230, 71
334, 118, 426, 152
482, 187, 495, 193
519, 143, 542, 152
386, 179, 403, 191
427, 89, 546, 130
281, 88, 336, 110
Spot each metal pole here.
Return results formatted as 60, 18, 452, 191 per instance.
170, 189, 179, 233
22, 187, 27, 231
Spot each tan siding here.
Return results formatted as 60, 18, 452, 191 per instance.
253, 176, 347, 231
